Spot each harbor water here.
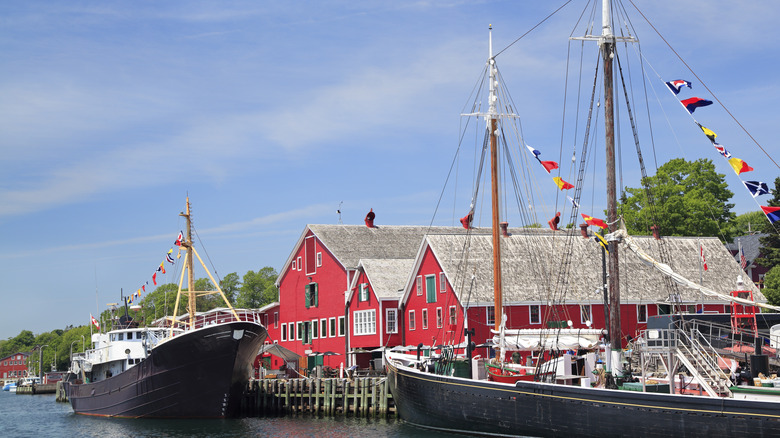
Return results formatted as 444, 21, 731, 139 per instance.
0, 391, 457, 437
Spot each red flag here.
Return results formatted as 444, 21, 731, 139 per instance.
553, 177, 574, 190
581, 213, 608, 229
152, 273, 157, 286
700, 245, 708, 271
142, 285, 146, 292
540, 161, 559, 173
174, 231, 183, 246
90, 314, 101, 330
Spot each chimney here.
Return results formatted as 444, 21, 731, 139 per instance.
580, 223, 589, 238
650, 224, 660, 240
500, 222, 509, 237
364, 208, 376, 228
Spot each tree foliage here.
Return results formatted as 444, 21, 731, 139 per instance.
237, 267, 279, 309
758, 177, 780, 270
617, 158, 735, 240
761, 265, 780, 307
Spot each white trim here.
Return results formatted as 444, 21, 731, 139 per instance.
529, 305, 541, 325
409, 310, 416, 331
436, 307, 443, 328
353, 309, 376, 336
329, 317, 337, 337
386, 308, 398, 334
422, 308, 429, 330
338, 316, 346, 337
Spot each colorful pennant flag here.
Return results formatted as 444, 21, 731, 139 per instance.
553, 177, 574, 190
158, 262, 166, 274
593, 232, 608, 253
681, 97, 713, 114
540, 160, 559, 173
728, 157, 754, 175
700, 244, 708, 271
567, 196, 579, 208
142, 285, 146, 292
152, 272, 157, 286
581, 213, 608, 229
174, 231, 183, 246
744, 181, 769, 198
166, 253, 175, 264
713, 143, 731, 159
525, 144, 541, 157
90, 314, 101, 330
666, 79, 692, 95
761, 206, 780, 224
698, 124, 717, 142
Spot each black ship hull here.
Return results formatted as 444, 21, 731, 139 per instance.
67, 321, 266, 418
387, 360, 780, 438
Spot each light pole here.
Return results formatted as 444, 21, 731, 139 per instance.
70, 340, 80, 362
37, 345, 48, 379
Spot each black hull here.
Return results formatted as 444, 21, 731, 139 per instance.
387, 361, 780, 438
68, 321, 266, 418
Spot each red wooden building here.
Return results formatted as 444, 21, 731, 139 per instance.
1, 352, 31, 384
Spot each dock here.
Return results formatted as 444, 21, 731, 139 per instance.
15, 383, 57, 395
242, 377, 395, 417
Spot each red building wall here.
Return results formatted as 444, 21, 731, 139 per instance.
1, 353, 30, 381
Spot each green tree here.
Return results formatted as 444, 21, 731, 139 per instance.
617, 158, 735, 240
237, 267, 279, 309
220, 272, 241, 304
0, 330, 35, 358
761, 265, 780, 307
725, 210, 766, 237
758, 177, 780, 270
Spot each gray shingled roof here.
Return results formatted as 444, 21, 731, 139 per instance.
307, 224, 473, 269
726, 233, 767, 266
425, 231, 764, 306
358, 259, 415, 300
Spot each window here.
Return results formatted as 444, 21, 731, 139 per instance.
416, 276, 423, 296
338, 316, 346, 336
302, 321, 312, 344
422, 309, 429, 330
409, 310, 416, 330
297, 256, 302, 271
321, 319, 328, 339
449, 306, 457, 326
317, 252, 323, 267
487, 307, 495, 325
436, 307, 443, 328
312, 319, 319, 339
329, 317, 336, 337
292, 259, 296, 270
580, 305, 591, 325
359, 283, 369, 302
638, 304, 648, 323
305, 283, 318, 308
439, 272, 446, 293
297, 322, 303, 341
288, 322, 295, 341
530, 305, 541, 324
386, 308, 398, 334
353, 310, 376, 335
426, 275, 436, 303
281, 323, 287, 342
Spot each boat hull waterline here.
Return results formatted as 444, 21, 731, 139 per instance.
68, 321, 266, 418
387, 361, 780, 438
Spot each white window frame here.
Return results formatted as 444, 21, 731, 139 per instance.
353, 309, 376, 336
637, 304, 648, 323
386, 308, 398, 334
416, 275, 423, 296
449, 305, 457, 326
486, 307, 495, 325
296, 321, 302, 340
274, 312, 279, 329
436, 307, 443, 328
439, 272, 446, 293
321, 318, 328, 339
281, 322, 287, 342
312, 319, 319, 339
529, 305, 541, 325
297, 256, 302, 271
316, 252, 323, 267
422, 309, 429, 330
409, 310, 416, 331
359, 283, 369, 302
580, 304, 591, 325
338, 316, 346, 337
292, 259, 296, 270
329, 317, 336, 337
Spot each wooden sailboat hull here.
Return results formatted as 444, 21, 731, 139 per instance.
387, 360, 780, 438
67, 321, 266, 418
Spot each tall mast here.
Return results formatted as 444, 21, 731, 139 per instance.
601, 0, 622, 362
488, 25, 503, 332
180, 197, 196, 329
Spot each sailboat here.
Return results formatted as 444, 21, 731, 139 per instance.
385, 1, 780, 436
66, 198, 267, 418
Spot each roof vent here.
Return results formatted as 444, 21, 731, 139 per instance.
364, 208, 376, 228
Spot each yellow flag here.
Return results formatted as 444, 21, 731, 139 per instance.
699, 124, 717, 142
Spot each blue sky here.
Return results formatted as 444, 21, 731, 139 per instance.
1, 0, 778, 340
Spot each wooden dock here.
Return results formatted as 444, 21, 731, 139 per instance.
15, 383, 57, 395
242, 377, 395, 417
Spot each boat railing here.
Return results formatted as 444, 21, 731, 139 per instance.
181, 308, 265, 331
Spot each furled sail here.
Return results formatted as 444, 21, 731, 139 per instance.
491, 328, 604, 351
613, 228, 780, 312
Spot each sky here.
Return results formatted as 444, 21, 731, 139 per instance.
1, 0, 779, 340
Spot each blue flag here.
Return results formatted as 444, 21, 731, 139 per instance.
744, 181, 769, 198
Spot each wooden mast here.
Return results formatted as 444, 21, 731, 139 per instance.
601, 0, 622, 366
180, 197, 196, 329
488, 26, 503, 332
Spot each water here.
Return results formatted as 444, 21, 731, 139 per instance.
0, 391, 460, 437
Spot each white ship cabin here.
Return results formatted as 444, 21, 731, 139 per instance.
75, 327, 175, 383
